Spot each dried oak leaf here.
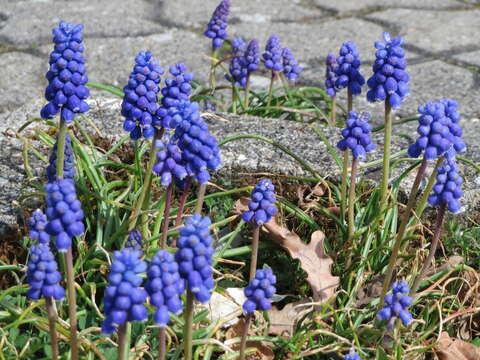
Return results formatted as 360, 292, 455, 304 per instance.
268, 299, 313, 336
234, 198, 339, 302
434, 332, 480, 360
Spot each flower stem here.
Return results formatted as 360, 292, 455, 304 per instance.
195, 183, 207, 215
45, 297, 59, 360
340, 152, 350, 225
209, 47, 218, 92
232, 83, 237, 114
172, 178, 192, 247
380, 101, 393, 213
379, 157, 428, 308
249, 226, 260, 280
183, 290, 194, 360
158, 327, 166, 360
347, 157, 359, 243
244, 78, 251, 108
118, 323, 127, 360
411, 203, 447, 294
415, 157, 444, 219
347, 90, 353, 113
160, 184, 173, 248
128, 130, 163, 234
330, 95, 336, 126
238, 313, 253, 360
55, 119, 67, 179
267, 71, 276, 107
64, 248, 78, 360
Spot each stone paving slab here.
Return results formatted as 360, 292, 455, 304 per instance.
0, 0, 164, 46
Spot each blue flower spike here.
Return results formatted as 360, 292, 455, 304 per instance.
263, 35, 283, 72
45, 179, 85, 252
125, 229, 142, 251
337, 111, 375, 159
334, 41, 365, 95
325, 53, 338, 98
204, 0, 231, 49
378, 281, 414, 329
242, 179, 278, 225
46, 133, 75, 182
101, 249, 148, 334
175, 214, 215, 303
428, 158, 463, 213
41, 21, 90, 122
282, 47, 302, 82
243, 268, 277, 314
28, 209, 50, 244
153, 138, 188, 187
345, 349, 362, 360
121, 51, 164, 140
145, 250, 185, 327
408, 99, 466, 160
367, 32, 409, 108
27, 244, 65, 301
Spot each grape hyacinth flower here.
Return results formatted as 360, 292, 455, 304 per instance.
28, 209, 50, 244
243, 268, 276, 314
428, 158, 463, 213
155, 63, 194, 129
125, 229, 142, 251
408, 99, 466, 160
145, 250, 184, 326
367, 32, 409, 108
204, 0, 230, 49
242, 179, 278, 225
172, 101, 221, 184
101, 249, 148, 334
337, 111, 375, 159
263, 35, 283, 72
121, 51, 164, 140
345, 349, 362, 360
26, 243, 65, 300
40, 21, 89, 122
153, 138, 188, 186
325, 53, 338, 98
282, 47, 302, 82
175, 214, 214, 303
45, 179, 85, 251
378, 281, 413, 329
334, 41, 365, 95
226, 37, 247, 87
46, 133, 75, 182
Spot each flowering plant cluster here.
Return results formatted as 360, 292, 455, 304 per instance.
377, 281, 413, 328
263, 35, 283, 72
337, 111, 375, 159
429, 158, 463, 213
28, 209, 50, 244
334, 41, 365, 95
242, 179, 278, 225
243, 268, 277, 313
204, 0, 230, 49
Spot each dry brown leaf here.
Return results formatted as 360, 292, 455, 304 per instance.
234, 198, 339, 302
311, 183, 325, 197
225, 318, 274, 360
435, 332, 480, 360
268, 299, 313, 336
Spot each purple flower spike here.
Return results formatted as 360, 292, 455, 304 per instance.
282, 47, 302, 82
428, 158, 463, 213
121, 51, 164, 140
263, 35, 283, 72
337, 111, 375, 159
145, 250, 185, 327
41, 21, 90, 122
334, 41, 365, 95
44, 179, 85, 252
377, 281, 414, 328
175, 214, 215, 303
171, 101, 221, 184
345, 349, 362, 360
242, 179, 277, 225
46, 133, 75, 182
155, 63, 194, 129
27, 243, 65, 301
408, 99, 465, 161
367, 32, 409, 108
204, 0, 231, 49
101, 249, 148, 335
28, 209, 50, 244
153, 138, 188, 187
243, 268, 276, 314
226, 39, 259, 88
325, 53, 338, 98
125, 229, 142, 251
